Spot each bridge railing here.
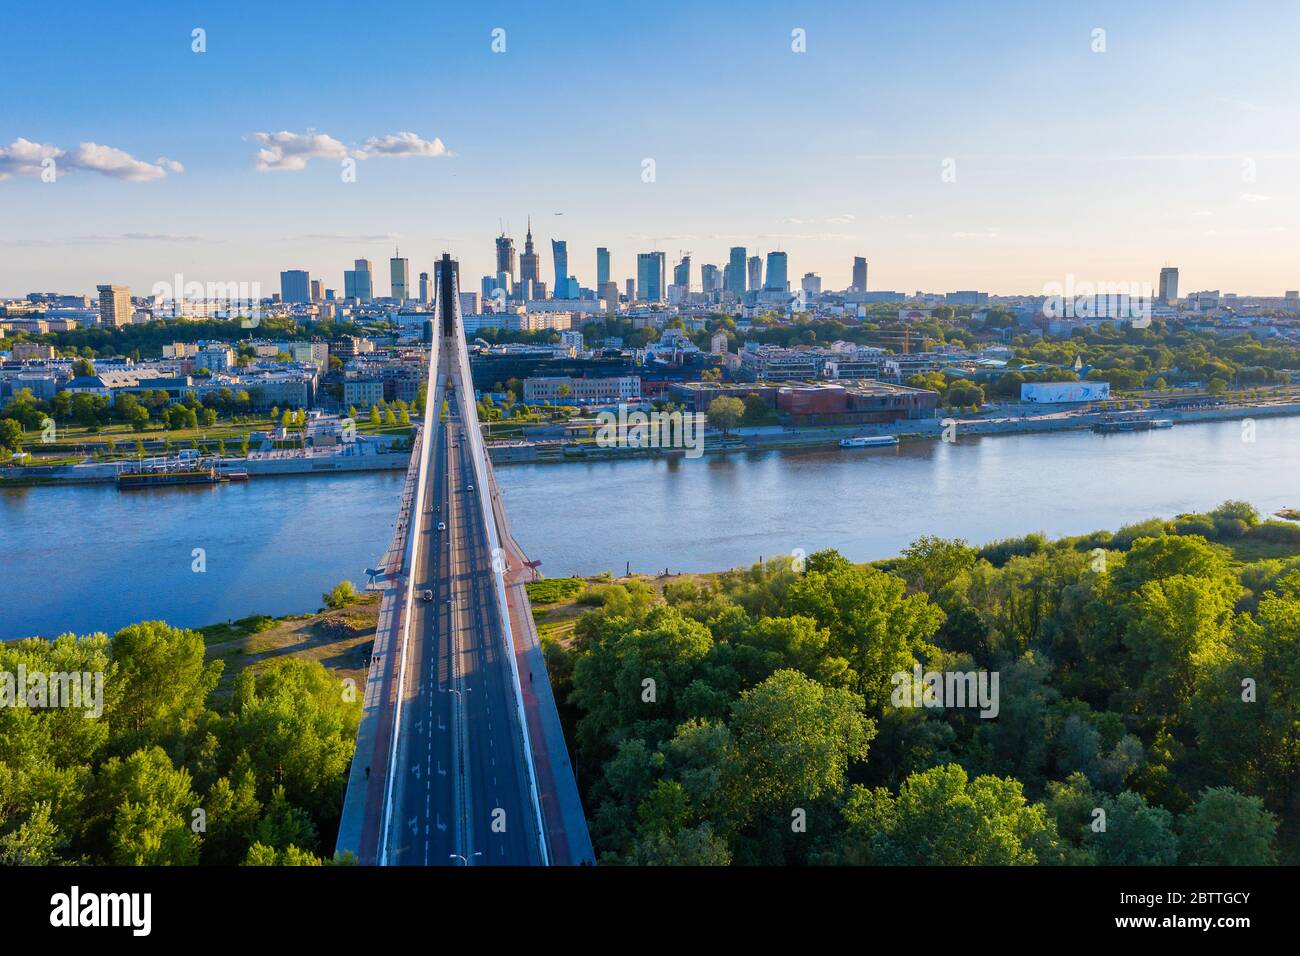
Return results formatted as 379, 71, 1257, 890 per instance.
377, 314, 441, 865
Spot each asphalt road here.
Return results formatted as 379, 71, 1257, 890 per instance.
383, 354, 541, 866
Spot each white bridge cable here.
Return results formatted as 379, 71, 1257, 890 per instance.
378, 317, 440, 865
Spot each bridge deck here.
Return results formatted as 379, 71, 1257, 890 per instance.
336, 254, 592, 865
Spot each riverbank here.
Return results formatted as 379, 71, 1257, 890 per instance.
0, 445, 410, 486
485, 399, 1300, 465
198, 595, 380, 698
8, 399, 1299, 482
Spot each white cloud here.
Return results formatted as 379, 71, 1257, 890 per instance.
626, 233, 698, 242
292, 232, 402, 242
1, 233, 207, 246
0, 139, 180, 181
250, 129, 450, 171
358, 131, 448, 158
250, 131, 351, 171
67, 142, 177, 181
118, 232, 203, 241
754, 232, 859, 242
0, 138, 64, 180
782, 214, 857, 226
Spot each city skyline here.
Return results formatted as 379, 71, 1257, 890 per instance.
5, 1, 1300, 297
0, 231, 1231, 306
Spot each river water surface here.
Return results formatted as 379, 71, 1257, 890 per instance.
2, 416, 1295, 639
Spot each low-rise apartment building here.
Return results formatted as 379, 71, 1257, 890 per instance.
523, 375, 641, 405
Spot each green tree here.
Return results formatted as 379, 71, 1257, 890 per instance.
906, 371, 947, 393
228, 660, 360, 816
898, 536, 977, 595
1085, 790, 1177, 865
706, 396, 745, 436
0, 418, 23, 454
129, 404, 150, 432
845, 764, 1062, 865
110, 622, 223, 743
787, 550, 944, 709
1192, 586, 1300, 814
1122, 573, 1236, 722
1210, 499, 1259, 527
629, 823, 731, 865
323, 580, 360, 608
0, 802, 65, 865
200, 766, 262, 865
1179, 787, 1277, 865
96, 747, 201, 865
726, 669, 875, 821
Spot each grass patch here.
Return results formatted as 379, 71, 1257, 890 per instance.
526, 577, 587, 605
197, 613, 277, 644
1222, 536, 1300, 564
203, 597, 380, 695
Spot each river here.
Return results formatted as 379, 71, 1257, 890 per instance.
2, 415, 1295, 639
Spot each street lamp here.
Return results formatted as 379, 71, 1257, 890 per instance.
449, 852, 482, 865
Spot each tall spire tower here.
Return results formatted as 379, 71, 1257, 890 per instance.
519, 213, 541, 296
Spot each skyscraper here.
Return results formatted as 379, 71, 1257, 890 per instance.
418, 272, 431, 304
748, 255, 763, 292
801, 273, 821, 295
96, 284, 132, 327
344, 259, 373, 302
310, 279, 324, 302
552, 239, 568, 296
390, 253, 409, 303
852, 256, 868, 292
673, 254, 691, 292
496, 233, 517, 283
701, 264, 721, 295
724, 246, 746, 295
637, 252, 667, 303
280, 270, 310, 304
598, 280, 619, 310
765, 252, 788, 292
596, 247, 610, 287
1159, 267, 1179, 305
520, 217, 540, 295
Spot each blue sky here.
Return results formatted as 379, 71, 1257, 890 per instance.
3, 0, 1300, 298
